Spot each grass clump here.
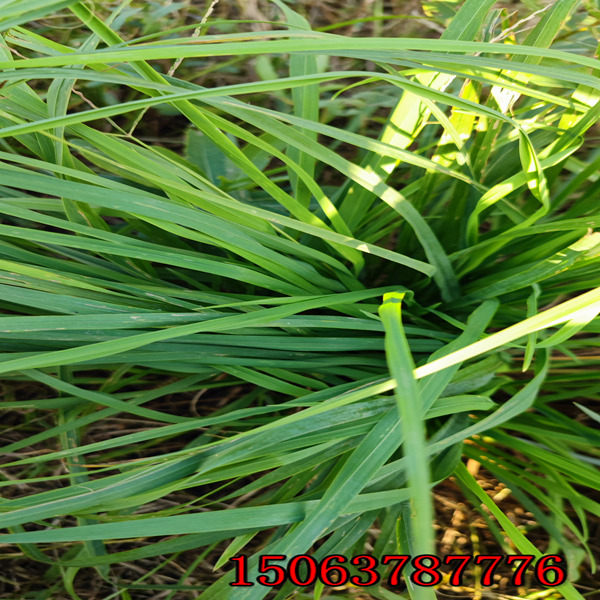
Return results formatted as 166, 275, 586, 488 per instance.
0, 1, 599, 599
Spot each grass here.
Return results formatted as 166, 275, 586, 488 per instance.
0, 0, 599, 598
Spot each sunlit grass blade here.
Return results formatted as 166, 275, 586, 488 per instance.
379, 292, 434, 600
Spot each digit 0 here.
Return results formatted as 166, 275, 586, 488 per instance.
288, 555, 318, 586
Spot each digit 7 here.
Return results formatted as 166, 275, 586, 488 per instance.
474, 555, 503, 586
507, 555, 535, 587
444, 555, 471, 587
382, 555, 410, 587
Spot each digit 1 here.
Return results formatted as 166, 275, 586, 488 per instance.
230, 555, 253, 586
